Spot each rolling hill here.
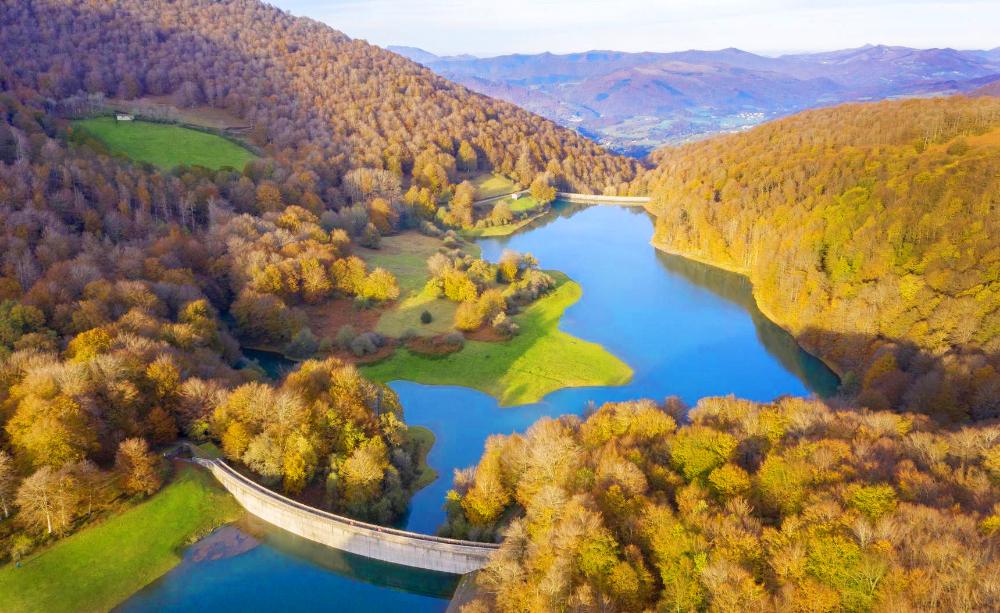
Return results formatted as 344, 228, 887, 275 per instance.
393, 44, 1000, 156
1, 0, 638, 194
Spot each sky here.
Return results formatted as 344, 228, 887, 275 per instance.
269, 0, 999, 57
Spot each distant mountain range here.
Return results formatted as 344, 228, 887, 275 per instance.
389, 44, 1000, 156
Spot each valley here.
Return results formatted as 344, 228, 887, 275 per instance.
0, 1, 997, 611
111, 200, 839, 610
393, 45, 1000, 155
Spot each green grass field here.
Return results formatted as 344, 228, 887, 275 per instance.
0, 465, 241, 613
508, 194, 542, 212
360, 232, 479, 337
470, 173, 517, 200
73, 117, 257, 170
376, 290, 459, 336
363, 273, 632, 406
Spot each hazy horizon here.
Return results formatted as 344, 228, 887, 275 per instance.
270, 0, 1000, 57
385, 42, 999, 61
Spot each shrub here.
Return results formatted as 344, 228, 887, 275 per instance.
360, 268, 400, 302
454, 301, 483, 331
349, 332, 384, 357
285, 328, 319, 359
476, 289, 507, 322
420, 310, 433, 324
443, 332, 465, 348
9, 533, 34, 562
492, 312, 519, 337
442, 269, 479, 302
335, 325, 357, 349
359, 222, 381, 248
419, 220, 443, 237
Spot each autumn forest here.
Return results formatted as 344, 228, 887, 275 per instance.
0, 0, 998, 611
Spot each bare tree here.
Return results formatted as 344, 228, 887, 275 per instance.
0, 451, 17, 518
15, 466, 81, 535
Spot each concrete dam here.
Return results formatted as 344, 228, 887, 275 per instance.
194, 457, 499, 575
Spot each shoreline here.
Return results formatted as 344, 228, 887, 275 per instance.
646, 233, 847, 384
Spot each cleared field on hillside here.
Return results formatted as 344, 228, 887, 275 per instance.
73, 117, 256, 170
360, 232, 479, 337
470, 173, 517, 199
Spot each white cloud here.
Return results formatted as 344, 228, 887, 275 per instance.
271, 0, 1000, 56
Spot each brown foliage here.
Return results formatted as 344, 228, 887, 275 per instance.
446, 396, 1000, 611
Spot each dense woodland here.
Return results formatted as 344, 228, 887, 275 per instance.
0, 87, 430, 559
641, 96, 1000, 421
0, 0, 639, 559
0, 0, 638, 204
446, 397, 1000, 611
0, 1, 999, 609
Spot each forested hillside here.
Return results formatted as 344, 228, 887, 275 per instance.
0, 0, 640, 561
641, 96, 1000, 421
0, 0, 638, 196
446, 398, 1000, 611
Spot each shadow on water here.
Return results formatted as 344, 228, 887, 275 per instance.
656, 252, 841, 398
240, 347, 296, 380
242, 515, 460, 598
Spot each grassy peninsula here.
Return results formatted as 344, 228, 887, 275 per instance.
363, 272, 632, 406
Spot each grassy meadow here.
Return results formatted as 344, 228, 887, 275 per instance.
363, 273, 632, 406
73, 117, 256, 170
360, 232, 479, 337
470, 173, 517, 200
0, 465, 240, 613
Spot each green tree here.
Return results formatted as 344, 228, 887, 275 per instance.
848, 483, 898, 521
669, 426, 737, 482
0, 300, 45, 351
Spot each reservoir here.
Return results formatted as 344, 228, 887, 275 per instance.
123, 202, 837, 610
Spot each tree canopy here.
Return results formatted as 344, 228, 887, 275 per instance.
641, 96, 1000, 421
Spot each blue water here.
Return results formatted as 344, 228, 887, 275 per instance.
122, 202, 836, 608
120, 517, 455, 612
399, 203, 837, 532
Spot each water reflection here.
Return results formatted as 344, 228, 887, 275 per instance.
656, 252, 840, 397
400, 203, 839, 532
119, 516, 454, 612
240, 347, 295, 380
127, 202, 840, 607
